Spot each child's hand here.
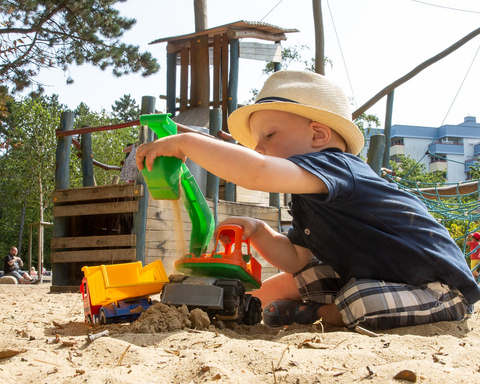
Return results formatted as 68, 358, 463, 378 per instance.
135, 136, 187, 172
215, 217, 263, 242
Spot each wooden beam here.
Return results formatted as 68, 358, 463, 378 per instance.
52, 201, 138, 217
56, 120, 140, 138
413, 181, 480, 200
227, 28, 287, 41
52, 184, 143, 204
75, 151, 122, 171
353, 26, 480, 120
51, 234, 136, 249
51, 249, 136, 263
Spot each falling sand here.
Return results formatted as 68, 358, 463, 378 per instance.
171, 198, 188, 258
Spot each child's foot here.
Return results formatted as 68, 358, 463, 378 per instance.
263, 299, 323, 326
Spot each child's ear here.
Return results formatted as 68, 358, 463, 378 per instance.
310, 122, 331, 148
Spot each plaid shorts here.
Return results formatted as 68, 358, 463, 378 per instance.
293, 259, 473, 330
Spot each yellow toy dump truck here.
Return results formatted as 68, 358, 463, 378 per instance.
80, 260, 169, 325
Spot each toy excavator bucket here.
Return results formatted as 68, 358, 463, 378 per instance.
139, 114, 183, 200
175, 225, 262, 290
82, 261, 169, 307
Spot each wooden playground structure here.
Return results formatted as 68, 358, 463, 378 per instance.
50, 21, 299, 291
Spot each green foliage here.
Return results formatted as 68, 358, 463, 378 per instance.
0, 93, 141, 267
354, 113, 380, 139
389, 155, 446, 184
0, 0, 160, 94
111, 94, 140, 122
0, 94, 63, 266
263, 44, 331, 75
69, 101, 137, 188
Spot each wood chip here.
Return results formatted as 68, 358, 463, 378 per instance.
34, 359, 60, 367
118, 345, 131, 366
301, 342, 329, 349
394, 369, 417, 382
62, 339, 77, 347
0, 348, 27, 359
355, 326, 379, 337
52, 321, 64, 329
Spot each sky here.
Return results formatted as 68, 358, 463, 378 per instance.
31, 0, 480, 129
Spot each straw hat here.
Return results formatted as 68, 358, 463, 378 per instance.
228, 71, 365, 155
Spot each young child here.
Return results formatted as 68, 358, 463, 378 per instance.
136, 71, 480, 330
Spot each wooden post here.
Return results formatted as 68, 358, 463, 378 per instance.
270, 58, 281, 215
194, 0, 208, 32
190, 40, 198, 108
38, 222, 43, 282
180, 48, 189, 113
196, 34, 210, 109
225, 38, 239, 202
312, 0, 325, 75
28, 225, 32, 275
227, 38, 239, 121
382, 91, 395, 168
166, 51, 178, 117
221, 33, 229, 132
207, 109, 221, 226
52, 111, 73, 287
367, 135, 386, 176
213, 34, 221, 108
133, 96, 156, 265
81, 132, 95, 187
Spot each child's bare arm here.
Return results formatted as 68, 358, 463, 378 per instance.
216, 217, 314, 273
135, 133, 327, 195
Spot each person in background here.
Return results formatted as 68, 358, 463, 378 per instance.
3, 247, 40, 284
467, 232, 480, 280
120, 142, 138, 183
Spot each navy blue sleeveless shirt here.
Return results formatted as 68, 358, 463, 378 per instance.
286, 148, 480, 305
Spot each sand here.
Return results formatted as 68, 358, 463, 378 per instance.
1, 283, 480, 384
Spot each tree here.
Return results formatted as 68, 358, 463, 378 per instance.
0, 94, 63, 265
69, 97, 137, 187
0, 0, 160, 95
263, 44, 330, 76
111, 94, 140, 122
389, 155, 446, 184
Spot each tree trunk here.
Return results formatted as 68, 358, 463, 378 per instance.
194, 0, 208, 32
17, 203, 26, 257
312, 0, 325, 75
38, 172, 44, 274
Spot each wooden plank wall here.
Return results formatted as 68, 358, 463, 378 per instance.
145, 197, 289, 280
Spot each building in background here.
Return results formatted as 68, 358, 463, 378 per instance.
367, 116, 480, 183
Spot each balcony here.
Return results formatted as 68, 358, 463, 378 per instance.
465, 158, 480, 173
429, 160, 447, 173
474, 143, 480, 156
389, 144, 405, 157
429, 141, 464, 155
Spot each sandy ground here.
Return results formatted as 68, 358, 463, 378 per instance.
1, 284, 480, 384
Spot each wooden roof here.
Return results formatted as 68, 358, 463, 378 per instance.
149, 20, 299, 45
